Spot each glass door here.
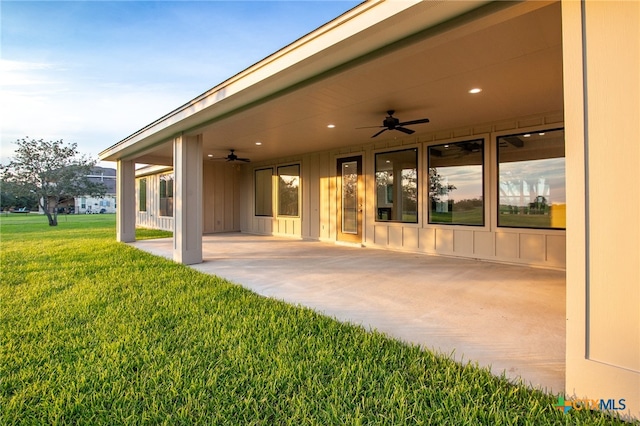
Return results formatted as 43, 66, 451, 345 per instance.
337, 156, 363, 243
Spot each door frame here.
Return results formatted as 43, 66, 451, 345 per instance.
336, 155, 363, 244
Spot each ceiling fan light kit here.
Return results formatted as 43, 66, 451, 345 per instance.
358, 110, 430, 138
210, 149, 251, 163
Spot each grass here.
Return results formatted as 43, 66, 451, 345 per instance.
430, 208, 483, 225
0, 214, 631, 425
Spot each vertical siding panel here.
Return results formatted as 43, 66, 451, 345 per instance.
136, 112, 566, 268
419, 228, 436, 252
453, 230, 474, 255
308, 153, 320, 239
495, 232, 518, 260
435, 228, 454, 253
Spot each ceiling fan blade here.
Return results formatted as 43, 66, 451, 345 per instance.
237, 158, 251, 163
371, 128, 388, 138
395, 127, 415, 135
398, 118, 430, 126
356, 125, 384, 129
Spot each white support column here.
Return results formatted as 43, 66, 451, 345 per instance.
563, 0, 639, 419
173, 133, 203, 265
116, 159, 136, 243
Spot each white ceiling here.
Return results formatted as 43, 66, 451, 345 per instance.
135, 1, 563, 165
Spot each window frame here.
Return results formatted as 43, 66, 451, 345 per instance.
277, 164, 301, 218
254, 167, 274, 217
374, 147, 419, 224
427, 138, 485, 227
496, 127, 566, 230
138, 178, 147, 212
159, 172, 174, 218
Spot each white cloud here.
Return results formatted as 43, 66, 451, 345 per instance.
0, 59, 188, 164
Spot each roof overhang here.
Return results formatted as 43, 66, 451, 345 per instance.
100, 0, 563, 165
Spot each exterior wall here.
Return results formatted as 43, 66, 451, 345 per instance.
202, 161, 241, 234
242, 156, 307, 238
136, 162, 240, 234
136, 173, 173, 231
242, 112, 566, 269
563, 0, 639, 418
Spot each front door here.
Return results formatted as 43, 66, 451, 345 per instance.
337, 156, 363, 244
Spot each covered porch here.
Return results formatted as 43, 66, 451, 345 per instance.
131, 233, 565, 393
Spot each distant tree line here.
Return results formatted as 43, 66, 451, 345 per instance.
451, 198, 483, 211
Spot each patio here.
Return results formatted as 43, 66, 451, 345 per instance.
131, 233, 566, 393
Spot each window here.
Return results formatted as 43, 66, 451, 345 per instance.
255, 168, 273, 216
375, 148, 418, 223
159, 173, 174, 217
428, 139, 484, 225
139, 178, 147, 212
277, 165, 300, 216
498, 129, 565, 229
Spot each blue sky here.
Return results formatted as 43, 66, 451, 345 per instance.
0, 1, 359, 165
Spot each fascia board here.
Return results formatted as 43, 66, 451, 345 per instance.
135, 164, 173, 178
99, 0, 490, 162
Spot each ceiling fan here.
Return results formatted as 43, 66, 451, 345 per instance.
209, 149, 250, 163
358, 110, 430, 138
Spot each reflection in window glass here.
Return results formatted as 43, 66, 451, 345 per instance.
255, 168, 273, 216
498, 129, 565, 229
278, 164, 299, 216
341, 160, 358, 234
159, 172, 174, 217
139, 178, 147, 212
375, 149, 418, 223
428, 139, 484, 225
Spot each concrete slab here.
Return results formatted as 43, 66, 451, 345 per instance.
130, 233, 566, 393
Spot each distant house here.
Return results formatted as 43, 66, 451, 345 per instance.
100, 1, 640, 418
76, 167, 117, 214
41, 166, 117, 214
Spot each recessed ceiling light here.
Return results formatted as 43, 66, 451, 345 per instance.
468, 88, 482, 94
255, 141, 262, 145
444, 144, 449, 148
207, 154, 213, 157
539, 132, 545, 136
524, 134, 531, 137
327, 124, 335, 128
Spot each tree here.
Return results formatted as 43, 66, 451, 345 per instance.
429, 168, 456, 203
0, 179, 39, 211
1, 138, 106, 226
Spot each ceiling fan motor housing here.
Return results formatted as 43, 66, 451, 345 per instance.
384, 116, 400, 129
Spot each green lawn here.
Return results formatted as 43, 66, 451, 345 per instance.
0, 215, 629, 424
430, 208, 483, 225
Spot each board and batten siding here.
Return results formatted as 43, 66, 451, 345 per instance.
202, 161, 241, 234
136, 172, 173, 232
242, 113, 566, 269
136, 162, 241, 234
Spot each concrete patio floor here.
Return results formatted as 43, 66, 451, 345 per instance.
131, 233, 566, 393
